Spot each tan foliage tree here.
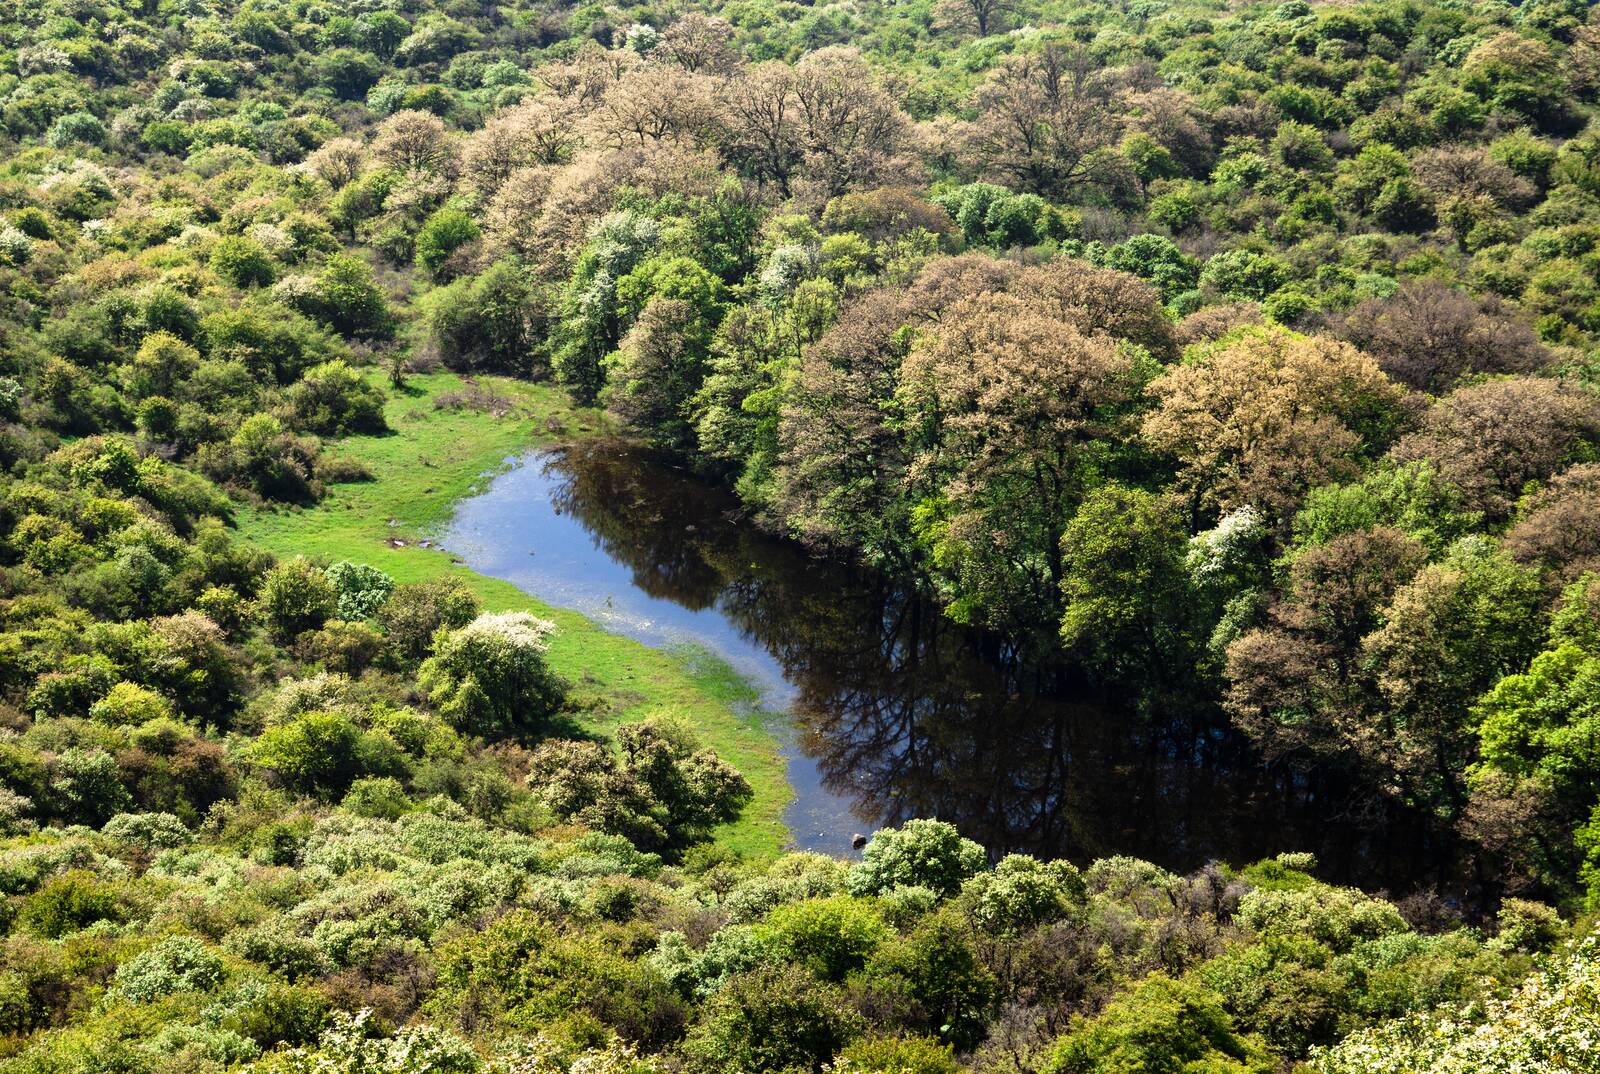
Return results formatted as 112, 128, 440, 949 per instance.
791, 49, 915, 201
1388, 377, 1600, 519
772, 255, 1021, 555
526, 145, 734, 274
1411, 147, 1536, 210
593, 66, 723, 148
481, 165, 556, 259
1505, 463, 1600, 582
1142, 327, 1404, 521
963, 44, 1119, 198
658, 13, 738, 75
1012, 260, 1175, 360
460, 97, 583, 198
537, 40, 635, 104
302, 137, 365, 189
371, 110, 457, 175
1225, 527, 1427, 767
894, 260, 1153, 627
1174, 302, 1262, 348
720, 49, 911, 202
1118, 87, 1214, 177
820, 187, 958, 246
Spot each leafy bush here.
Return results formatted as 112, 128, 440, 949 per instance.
89, 682, 173, 726
758, 896, 891, 982
210, 235, 276, 288
260, 559, 339, 640
323, 561, 396, 620
1046, 975, 1271, 1074
18, 871, 119, 938
684, 964, 864, 1074
112, 936, 225, 1002
847, 820, 986, 898
526, 719, 752, 854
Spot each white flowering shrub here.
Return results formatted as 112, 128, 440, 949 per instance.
0, 225, 32, 267
258, 1009, 481, 1074
624, 22, 659, 53
418, 612, 566, 737
265, 673, 354, 723
723, 852, 849, 923
960, 854, 1086, 934
650, 924, 774, 999
491, 1034, 665, 1074
1186, 504, 1266, 593
1309, 932, 1600, 1073
758, 244, 810, 304
15, 43, 71, 75
846, 819, 986, 898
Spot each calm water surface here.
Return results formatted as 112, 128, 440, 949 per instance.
445, 441, 1479, 897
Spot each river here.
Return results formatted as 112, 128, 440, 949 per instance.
444, 440, 1480, 898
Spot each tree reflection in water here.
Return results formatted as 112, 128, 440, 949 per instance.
542, 440, 1483, 898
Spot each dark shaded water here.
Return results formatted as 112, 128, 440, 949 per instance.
445, 441, 1479, 897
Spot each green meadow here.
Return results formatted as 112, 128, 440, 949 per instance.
239, 371, 790, 858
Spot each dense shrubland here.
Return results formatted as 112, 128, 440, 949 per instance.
0, 0, 1599, 1066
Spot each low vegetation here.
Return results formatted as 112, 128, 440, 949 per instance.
1, 0, 1599, 1066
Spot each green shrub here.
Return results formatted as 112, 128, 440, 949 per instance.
1046, 975, 1271, 1074
342, 776, 410, 819
285, 361, 387, 435
18, 871, 119, 939
324, 561, 396, 620
836, 1035, 961, 1074
89, 682, 173, 726
759, 896, 891, 982
847, 819, 986, 898
249, 710, 401, 796
378, 577, 481, 663
210, 235, 276, 288
259, 558, 339, 641
684, 963, 864, 1074
415, 208, 481, 279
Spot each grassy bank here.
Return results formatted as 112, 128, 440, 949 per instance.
238, 371, 791, 858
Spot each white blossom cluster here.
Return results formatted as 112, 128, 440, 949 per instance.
1309, 931, 1600, 1073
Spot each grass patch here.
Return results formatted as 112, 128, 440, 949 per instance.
238, 371, 791, 858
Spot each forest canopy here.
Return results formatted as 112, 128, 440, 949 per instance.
0, 0, 1599, 1068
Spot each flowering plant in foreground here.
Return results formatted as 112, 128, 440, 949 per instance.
1309, 932, 1600, 1074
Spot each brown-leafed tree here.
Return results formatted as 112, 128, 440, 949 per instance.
659, 13, 739, 75
593, 66, 723, 148
1327, 278, 1551, 391
1388, 376, 1600, 519
1505, 463, 1600, 582
771, 255, 1022, 562
1225, 527, 1427, 768
963, 44, 1119, 198
894, 264, 1151, 630
371, 110, 457, 175
460, 96, 583, 198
